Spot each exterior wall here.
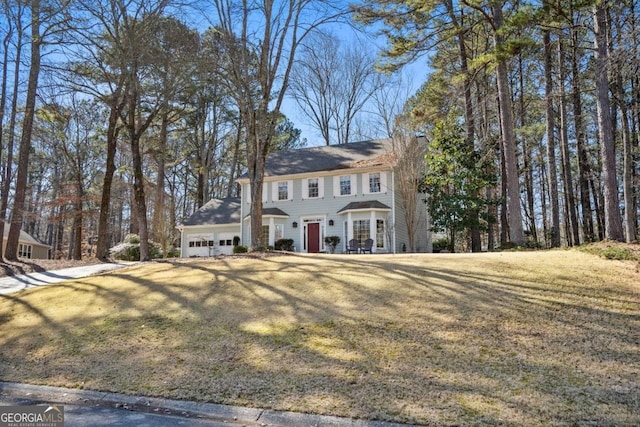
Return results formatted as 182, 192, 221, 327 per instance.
181, 225, 241, 257
31, 244, 50, 259
241, 168, 396, 253
1, 239, 49, 259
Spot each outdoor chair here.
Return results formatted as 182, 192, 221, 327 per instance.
346, 239, 360, 254
361, 238, 374, 254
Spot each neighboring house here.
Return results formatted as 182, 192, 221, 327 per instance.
1, 223, 50, 259
179, 139, 431, 256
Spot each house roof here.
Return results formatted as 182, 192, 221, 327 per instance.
183, 197, 241, 226
1, 222, 49, 247
337, 200, 391, 213
240, 139, 395, 179
244, 207, 289, 219
263, 208, 289, 217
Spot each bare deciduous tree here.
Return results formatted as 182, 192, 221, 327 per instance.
211, 0, 344, 250
289, 32, 382, 145
392, 132, 426, 252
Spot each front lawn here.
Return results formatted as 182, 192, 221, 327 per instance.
1, 249, 638, 425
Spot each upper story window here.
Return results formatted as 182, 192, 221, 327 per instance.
308, 178, 319, 198
340, 175, 351, 196
278, 181, 289, 201
369, 172, 381, 193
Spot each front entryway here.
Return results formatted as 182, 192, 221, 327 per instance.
307, 222, 320, 253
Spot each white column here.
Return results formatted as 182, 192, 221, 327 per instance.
269, 217, 275, 246
370, 211, 376, 252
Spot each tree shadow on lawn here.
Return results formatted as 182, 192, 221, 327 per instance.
0, 255, 638, 425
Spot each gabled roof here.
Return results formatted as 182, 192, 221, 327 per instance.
338, 200, 391, 213
1, 221, 49, 247
263, 208, 289, 217
183, 197, 241, 226
241, 139, 395, 179
244, 207, 289, 219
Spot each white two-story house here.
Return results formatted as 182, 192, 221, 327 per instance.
179, 139, 431, 256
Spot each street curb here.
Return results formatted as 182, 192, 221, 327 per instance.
0, 382, 416, 426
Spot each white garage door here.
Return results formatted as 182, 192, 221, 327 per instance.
217, 233, 235, 255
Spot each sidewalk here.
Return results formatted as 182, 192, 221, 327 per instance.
0, 262, 136, 295
0, 382, 415, 427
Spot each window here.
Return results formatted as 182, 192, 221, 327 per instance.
376, 219, 385, 248
308, 178, 319, 198
219, 239, 232, 246
339, 175, 351, 196
261, 225, 270, 247
278, 181, 289, 201
353, 219, 370, 245
18, 244, 32, 259
369, 172, 381, 193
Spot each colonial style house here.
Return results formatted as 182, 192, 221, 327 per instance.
179, 139, 431, 256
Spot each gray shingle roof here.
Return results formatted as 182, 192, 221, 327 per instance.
1, 221, 49, 247
337, 200, 391, 213
244, 207, 289, 219
183, 197, 241, 226
253, 139, 394, 178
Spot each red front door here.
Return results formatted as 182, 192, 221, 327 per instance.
308, 223, 320, 253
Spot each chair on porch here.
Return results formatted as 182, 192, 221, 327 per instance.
346, 239, 360, 254
361, 238, 374, 254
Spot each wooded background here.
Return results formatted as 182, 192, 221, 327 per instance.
0, 0, 637, 260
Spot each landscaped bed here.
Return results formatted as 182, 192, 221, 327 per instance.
1, 247, 638, 426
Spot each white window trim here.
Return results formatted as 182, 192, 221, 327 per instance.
362, 171, 387, 194
333, 174, 357, 197
272, 180, 293, 201
302, 177, 324, 199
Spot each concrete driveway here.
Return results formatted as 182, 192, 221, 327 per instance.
0, 262, 136, 295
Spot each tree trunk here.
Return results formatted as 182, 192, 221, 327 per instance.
571, 24, 595, 242
153, 109, 168, 244
593, 2, 624, 241
493, 4, 524, 245
557, 37, 579, 246
6, 0, 40, 261
96, 97, 122, 260
445, 0, 481, 252
543, 29, 561, 248
71, 181, 83, 260
519, 55, 537, 242
0, 9, 23, 260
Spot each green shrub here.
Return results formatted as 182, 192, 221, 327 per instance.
600, 247, 635, 260
432, 237, 450, 253
274, 238, 294, 251
233, 245, 248, 254
123, 234, 141, 244
110, 234, 163, 260
324, 236, 340, 253
165, 246, 181, 258
233, 236, 241, 246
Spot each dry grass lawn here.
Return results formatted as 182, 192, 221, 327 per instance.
1, 249, 639, 426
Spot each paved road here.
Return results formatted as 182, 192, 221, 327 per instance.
0, 382, 412, 427
0, 262, 136, 295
